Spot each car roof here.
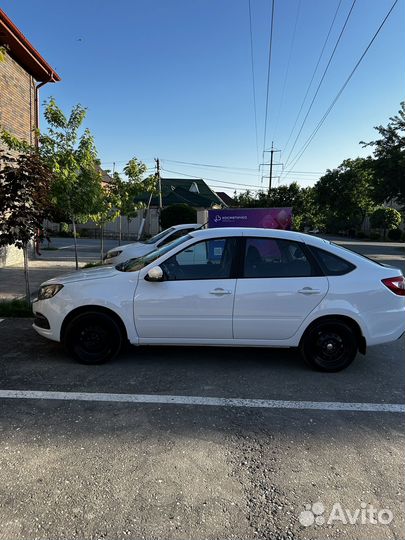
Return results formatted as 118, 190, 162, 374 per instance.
189, 227, 329, 246
172, 223, 201, 230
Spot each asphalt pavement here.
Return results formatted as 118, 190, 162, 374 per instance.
0, 237, 404, 540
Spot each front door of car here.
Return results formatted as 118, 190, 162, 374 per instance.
233, 237, 328, 340
134, 237, 238, 341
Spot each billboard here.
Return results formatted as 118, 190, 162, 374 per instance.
208, 208, 293, 230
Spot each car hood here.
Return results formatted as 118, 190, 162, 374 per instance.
42, 265, 120, 286
110, 243, 152, 258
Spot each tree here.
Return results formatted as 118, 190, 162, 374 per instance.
110, 158, 158, 243
90, 181, 120, 262
160, 204, 197, 229
314, 158, 375, 234
369, 207, 402, 239
0, 151, 53, 300
362, 102, 405, 208
233, 182, 321, 231
39, 98, 103, 269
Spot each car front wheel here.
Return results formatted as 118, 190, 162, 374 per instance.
301, 319, 358, 372
64, 311, 123, 365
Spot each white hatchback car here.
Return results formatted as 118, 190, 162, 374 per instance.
33, 228, 405, 372
103, 223, 201, 265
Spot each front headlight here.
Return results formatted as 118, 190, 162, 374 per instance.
105, 250, 122, 260
38, 284, 64, 300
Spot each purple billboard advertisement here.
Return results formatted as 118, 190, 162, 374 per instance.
208, 208, 293, 230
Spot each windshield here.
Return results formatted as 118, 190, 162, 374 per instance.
143, 227, 175, 245
117, 234, 192, 272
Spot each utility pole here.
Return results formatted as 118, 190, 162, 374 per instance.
260, 141, 282, 192
267, 141, 281, 192
155, 157, 162, 208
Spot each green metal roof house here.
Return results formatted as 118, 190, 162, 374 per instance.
135, 178, 228, 208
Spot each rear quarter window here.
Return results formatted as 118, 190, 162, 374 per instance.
309, 247, 356, 276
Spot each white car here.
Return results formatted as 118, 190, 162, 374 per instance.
104, 223, 201, 265
32, 228, 405, 372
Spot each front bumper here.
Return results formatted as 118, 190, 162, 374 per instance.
32, 298, 64, 342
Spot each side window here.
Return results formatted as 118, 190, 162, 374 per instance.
309, 247, 355, 276
243, 238, 316, 278
161, 238, 237, 280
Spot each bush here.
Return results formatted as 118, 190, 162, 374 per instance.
369, 231, 380, 241
369, 207, 402, 237
356, 231, 367, 239
160, 204, 197, 229
0, 299, 32, 317
388, 228, 403, 241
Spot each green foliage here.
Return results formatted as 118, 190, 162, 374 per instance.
0, 299, 32, 317
362, 102, 405, 208
233, 183, 322, 231
370, 207, 402, 234
83, 261, 103, 268
160, 204, 197, 229
387, 228, 403, 241
109, 158, 158, 222
39, 97, 103, 223
314, 158, 375, 234
0, 129, 33, 152
0, 151, 53, 248
369, 232, 381, 241
0, 46, 7, 62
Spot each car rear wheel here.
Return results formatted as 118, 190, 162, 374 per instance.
301, 319, 358, 372
64, 312, 123, 365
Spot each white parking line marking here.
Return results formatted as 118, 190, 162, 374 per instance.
0, 319, 4, 323
0, 390, 403, 413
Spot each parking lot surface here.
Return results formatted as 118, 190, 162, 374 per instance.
0, 238, 404, 539
0, 316, 404, 540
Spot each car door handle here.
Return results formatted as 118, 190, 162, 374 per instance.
298, 287, 321, 295
209, 288, 232, 296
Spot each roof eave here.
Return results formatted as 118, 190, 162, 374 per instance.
0, 9, 61, 82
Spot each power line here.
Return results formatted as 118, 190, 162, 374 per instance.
161, 158, 322, 177
285, 0, 399, 173
283, 0, 357, 170
271, 0, 301, 143
161, 158, 258, 171
248, 0, 260, 174
262, 0, 275, 160
282, 0, 343, 154
160, 167, 265, 189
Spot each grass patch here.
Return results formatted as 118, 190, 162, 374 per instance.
0, 299, 33, 317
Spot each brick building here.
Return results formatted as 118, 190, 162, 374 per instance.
0, 8, 60, 148
0, 8, 60, 266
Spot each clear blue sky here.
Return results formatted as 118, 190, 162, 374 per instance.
3, 0, 404, 194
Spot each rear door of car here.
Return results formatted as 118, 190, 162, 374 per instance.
233, 236, 329, 340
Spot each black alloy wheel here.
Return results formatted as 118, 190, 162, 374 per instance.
65, 312, 123, 364
301, 319, 358, 372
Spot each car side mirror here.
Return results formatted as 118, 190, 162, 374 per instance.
145, 265, 164, 282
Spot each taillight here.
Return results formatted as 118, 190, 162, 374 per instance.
382, 276, 405, 296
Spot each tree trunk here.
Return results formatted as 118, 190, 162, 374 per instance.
23, 243, 31, 303
118, 215, 122, 246
71, 217, 79, 270
100, 223, 104, 263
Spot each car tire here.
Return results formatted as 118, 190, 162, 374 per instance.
300, 319, 358, 372
64, 311, 123, 365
